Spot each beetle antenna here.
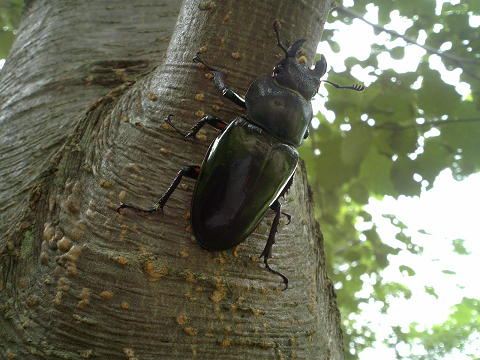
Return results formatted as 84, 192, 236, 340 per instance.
273, 20, 288, 57
323, 80, 365, 92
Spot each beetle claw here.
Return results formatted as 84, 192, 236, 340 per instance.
193, 53, 220, 73
116, 202, 127, 213
263, 257, 289, 291
165, 115, 191, 139
281, 211, 292, 225
116, 202, 163, 216
152, 203, 165, 215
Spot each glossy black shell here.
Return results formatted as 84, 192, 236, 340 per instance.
245, 75, 313, 147
191, 117, 298, 251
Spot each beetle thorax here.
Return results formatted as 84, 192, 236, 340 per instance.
244, 75, 313, 147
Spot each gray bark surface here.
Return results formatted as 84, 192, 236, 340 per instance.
0, 1, 344, 359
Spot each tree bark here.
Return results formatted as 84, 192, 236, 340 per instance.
0, 1, 343, 359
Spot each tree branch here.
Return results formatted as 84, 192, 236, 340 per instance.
336, 5, 480, 82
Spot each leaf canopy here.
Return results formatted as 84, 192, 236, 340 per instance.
306, 0, 480, 358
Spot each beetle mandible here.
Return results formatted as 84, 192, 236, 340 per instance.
117, 21, 364, 290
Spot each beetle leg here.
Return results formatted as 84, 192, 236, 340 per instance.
280, 175, 294, 199
281, 211, 292, 225
117, 165, 200, 215
165, 114, 227, 139
261, 199, 289, 290
269, 203, 291, 225
193, 53, 247, 109
303, 128, 309, 140
323, 80, 365, 92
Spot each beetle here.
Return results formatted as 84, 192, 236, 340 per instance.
117, 21, 364, 289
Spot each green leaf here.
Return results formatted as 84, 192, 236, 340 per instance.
368, 85, 416, 126
341, 123, 373, 166
309, 129, 357, 190
399, 265, 416, 276
418, 229, 431, 235
371, 128, 394, 156
390, 47, 405, 60
358, 210, 372, 222
0, 0, 24, 58
390, 157, 421, 196
395, 231, 413, 246
467, 0, 480, 13
417, 70, 461, 116
359, 148, 396, 196
441, 121, 480, 177
0, 0, 23, 29
442, 270, 456, 275
0, 30, 15, 58
415, 140, 453, 186
445, 13, 470, 35
379, 282, 412, 300
452, 239, 470, 255
330, 40, 341, 53
424, 286, 439, 299
378, 5, 391, 25
349, 181, 369, 204
398, 0, 435, 24
310, 2, 480, 358
389, 127, 418, 154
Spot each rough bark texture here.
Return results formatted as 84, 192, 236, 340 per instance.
0, 1, 343, 359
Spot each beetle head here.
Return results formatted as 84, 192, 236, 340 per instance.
272, 22, 327, 100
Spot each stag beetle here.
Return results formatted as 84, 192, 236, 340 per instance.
118, 21, 364, 289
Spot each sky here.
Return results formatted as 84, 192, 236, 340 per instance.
315, 1, 480, 358
362, 170, 480, 359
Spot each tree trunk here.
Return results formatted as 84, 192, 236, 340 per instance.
0, 1, 343, 359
